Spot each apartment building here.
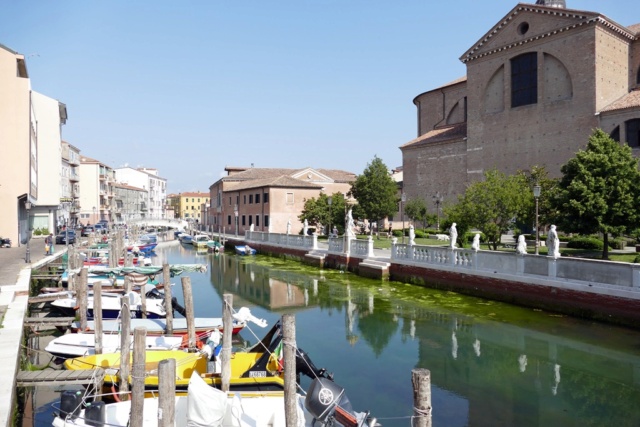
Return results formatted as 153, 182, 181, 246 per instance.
115, 167, 167, 220
79, 156, 115, 225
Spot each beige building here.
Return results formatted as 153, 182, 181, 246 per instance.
401, 1, 640, 213
208, 167, 356, 235
61, 141, 81, 227
79, 156, 115, 225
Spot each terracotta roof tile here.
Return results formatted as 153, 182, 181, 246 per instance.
180, 192, 209, 197
600, 89, 640, 113
229, 175, 324, 192
400, 123, 467, 149
221, 167, 355, 183
626, 23, 640, 35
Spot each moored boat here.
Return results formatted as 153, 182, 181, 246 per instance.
192, 234, 211, 248
235, 245, 257, 255
178, 233, 193, 244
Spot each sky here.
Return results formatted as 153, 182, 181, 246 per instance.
1, 1, 636, 194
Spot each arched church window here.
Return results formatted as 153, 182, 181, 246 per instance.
511, 52, 538, 108
610, 126, 620, 142
625, 119, 640, 148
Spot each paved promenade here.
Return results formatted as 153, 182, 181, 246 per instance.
0, 238, 65, 427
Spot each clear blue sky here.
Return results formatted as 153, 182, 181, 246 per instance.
1, 1, 635, 193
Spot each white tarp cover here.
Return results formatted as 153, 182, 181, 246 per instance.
187, 371, 227, 427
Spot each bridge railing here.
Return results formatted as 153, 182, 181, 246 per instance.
245, 231, 318, 250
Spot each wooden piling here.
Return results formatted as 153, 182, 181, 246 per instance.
130, 327, 147, 427
158, 358, 176, 427
163, 264, 173, 336
181, 276, 196, 350
140, 277, 147, 319
119, 295, 131, 397
412, 368, 432, 427
221, 294, 233, 392
93, 281, 103, 354
283, 314, 298, 427
78, 268, 88, 331
124, 274, 132, 294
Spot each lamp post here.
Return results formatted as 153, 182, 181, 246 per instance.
327, 196, 333, 238
92, 206, 97, 225
401, 192, 406, 244
25, 201, 31, 263
533, 184, 541, 255
432, 192, 444, 231
234, 204, 238, 236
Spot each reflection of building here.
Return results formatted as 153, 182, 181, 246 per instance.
401, 1, 640, 210
208, 166, 356, 235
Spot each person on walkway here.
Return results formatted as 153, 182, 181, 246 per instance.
44, 233, 54, 256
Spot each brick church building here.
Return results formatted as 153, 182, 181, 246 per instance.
401, 0, 640, 211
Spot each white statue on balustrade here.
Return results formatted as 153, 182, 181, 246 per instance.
516, 234, 527, 255
409, 224, 415, 245
286, 218, 291, 235
471, 233, 480, 251
303, 219, 308, 236
546, 224, 561, 259
449, 223, 458, 248
345, 208, 356, 239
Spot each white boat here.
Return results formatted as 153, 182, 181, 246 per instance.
52, 372, 377, 427
178, 233, 193, 244
45, 333, 185, 359
192, 234, 212, 248
235, 245, 257, 255
50, 291, 167, 319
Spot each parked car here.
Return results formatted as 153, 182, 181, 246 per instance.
81, 226, 95, 236
0, 237, 11, 248
56, 230, 76, 245
94, 224, 107, 234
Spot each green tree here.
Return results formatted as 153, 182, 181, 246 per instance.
404, 198, 435, 231
550, 129, 640, 259
446, 169, 531, 250
299, 192, 350, 235
350, 156, 398, 237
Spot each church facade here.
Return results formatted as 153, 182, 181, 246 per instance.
401, 1, 640, 211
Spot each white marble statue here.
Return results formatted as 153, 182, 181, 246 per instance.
471, 233, 480, 251
409, 224, 416, 245
303, 219, 308, 236
286, 218, 291, 235
516, 234, 527, 255
547, 224, 560, 258
449, 223, 458, 248
345, 208, 356, 239
249, 224, 254, 232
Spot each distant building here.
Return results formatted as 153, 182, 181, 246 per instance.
115, 167, 167, 219
79, 156, 115, 225
401, 1, 640, 212
208, 166, 356, 235
177, 192, 210, 222
61, 141, 81, 227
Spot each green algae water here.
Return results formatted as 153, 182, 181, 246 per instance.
25, 243, 640, 427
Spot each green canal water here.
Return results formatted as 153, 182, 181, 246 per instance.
24, 243, 640, 426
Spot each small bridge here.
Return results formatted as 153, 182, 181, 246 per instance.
129, 218, 188, 230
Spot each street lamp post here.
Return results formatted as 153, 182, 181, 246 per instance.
234, 204, 238, 236
433, 192, 444, 231
533, 184, 541, 255
401, 192, 406, 244
25, 201, 31, 263
327, 196, 333, 238
92, 206, 97, 225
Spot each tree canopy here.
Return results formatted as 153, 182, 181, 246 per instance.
550, 129, 640, 259
445, 169, 531, 249
350, 156, 398, 236
404, 198, 434, 231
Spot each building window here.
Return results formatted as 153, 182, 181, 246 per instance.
626, 119, 640, 148
265, 215, 269, 227
249, 195, 253, 204
256, 193, 261, 204
286, 192, 294, 204
637, 68, 640, 85
227, 215, 231, 225
249, 215, 253, 225
229, 197, 232, 206
243, 195, 246, 204
256, 215, 260, 227
610, 126, 620, 142
264, 193, 269, 203
242, 215, 246, 226
511, 52, 538, 108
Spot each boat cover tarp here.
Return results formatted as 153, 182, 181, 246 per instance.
187, 371, 227, 427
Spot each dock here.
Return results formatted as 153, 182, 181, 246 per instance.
16, 368, 105, 387
24, 316, 75, 328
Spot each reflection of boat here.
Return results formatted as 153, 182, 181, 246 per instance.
235, 245, 257, 255
192, 234, 211, 248
52, 371, 378, 427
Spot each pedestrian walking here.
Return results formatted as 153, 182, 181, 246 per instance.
44, 233, 54, 255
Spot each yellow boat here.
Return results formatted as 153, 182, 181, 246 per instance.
63, 321, 327, 393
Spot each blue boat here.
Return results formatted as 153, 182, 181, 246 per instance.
179, 233, 193, 244
235, 245, 257, 255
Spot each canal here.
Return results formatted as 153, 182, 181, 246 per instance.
23, 242, 640, 426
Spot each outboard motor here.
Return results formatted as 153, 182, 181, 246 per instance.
59, 390, 83, 420
84, 400, 106, 426
296, 348, 332, 382
164, 296, 186, 316
304, 377, 377, 427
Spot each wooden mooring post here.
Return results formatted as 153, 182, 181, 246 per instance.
130, 327, 147, 427
181, 276, 196, 350
283, 314, 298, 427
158, 358, 176, 427
78, 267, 88, 331
412, 368, 432, 427
221, 294, 233, 392
163, 263, 174, 336
119, 294, 131, 397
93, 281, 103, 354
